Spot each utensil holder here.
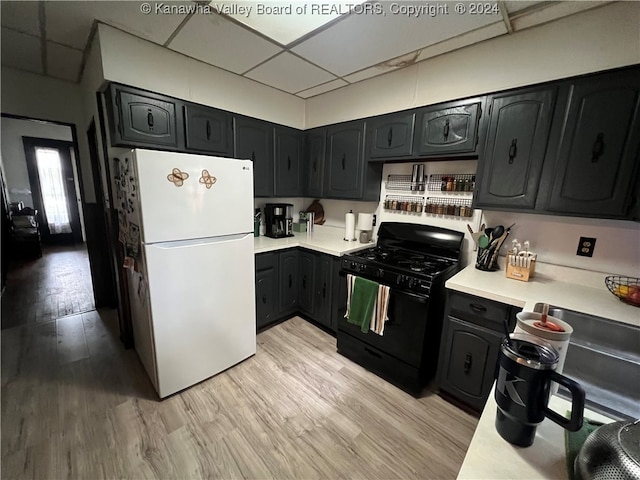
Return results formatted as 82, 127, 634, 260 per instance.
475, 246, 500, 271
506, 260, 536, 282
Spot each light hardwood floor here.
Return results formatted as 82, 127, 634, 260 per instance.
1, 312, 478, 479
2, 244, 95, 330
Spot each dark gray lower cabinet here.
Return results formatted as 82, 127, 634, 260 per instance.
255, 253, 278, 330
254, 249, 342, 332
278, 249, 299, 316
298, 251, 316, 316
437, 290, 517, 412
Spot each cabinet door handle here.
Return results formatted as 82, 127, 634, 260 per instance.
464, 353, 473, 373
313, 157, 317, 172
591, 132, 604, 162
443, 119, 450, 141
387, 127, 393, 146
508, 138, 518, 164
469, 303, 487, 314
147, 111, 154, 129
251, 151, 256, 162
262, 295, 267, 304
287, 155, 291, 171
322, 282, 326, 298
206, 120, 211, 140
341, 154, 346, 170
288, 274, 292, 288
302, 275, 306, 289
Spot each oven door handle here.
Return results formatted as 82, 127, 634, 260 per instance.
339, 271, 430, 303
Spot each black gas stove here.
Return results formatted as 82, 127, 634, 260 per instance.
337, 222, 464, 396
341, 222, 462, 296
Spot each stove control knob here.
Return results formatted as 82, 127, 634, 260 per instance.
350, 261, 357, 269
376, 268, 384, 278
408, 278, 415, 288
357, 263, 366, 272
396, 275, 404, 285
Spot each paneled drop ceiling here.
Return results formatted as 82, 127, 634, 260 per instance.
0, 0, 611, 98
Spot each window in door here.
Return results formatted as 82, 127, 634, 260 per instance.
35, 147, 72, 234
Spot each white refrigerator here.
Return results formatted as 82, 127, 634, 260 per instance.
118, 148, 256, 398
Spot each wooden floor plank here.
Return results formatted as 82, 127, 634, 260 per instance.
1, 314, 478, 479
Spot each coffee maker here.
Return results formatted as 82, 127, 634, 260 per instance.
265, 203, 294, 238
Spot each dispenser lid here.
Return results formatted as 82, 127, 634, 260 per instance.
501, 333, 559, 370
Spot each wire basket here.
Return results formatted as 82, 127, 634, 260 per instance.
605, 276, 640, 307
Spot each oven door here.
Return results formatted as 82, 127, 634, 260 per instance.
337, 276, 430, 367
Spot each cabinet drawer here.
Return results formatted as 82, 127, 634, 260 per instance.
255, 252, 277, 271
447, 290, 514, 331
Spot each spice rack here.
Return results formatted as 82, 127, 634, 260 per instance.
385, 174, 426, 192
383, 195, 424, 213
428, 174, 475, 192
424, 197, 473, 217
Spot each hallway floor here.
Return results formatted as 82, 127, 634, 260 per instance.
1, 244, 95, 330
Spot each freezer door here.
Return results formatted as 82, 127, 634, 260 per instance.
133, 149, 253, 243
144, 233, 256, 398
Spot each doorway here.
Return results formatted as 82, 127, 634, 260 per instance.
22, 137, 83, 244
1, 116, 95, 329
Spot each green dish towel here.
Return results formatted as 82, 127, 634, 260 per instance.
347, 277, 379, 333
565, 416, 604, 480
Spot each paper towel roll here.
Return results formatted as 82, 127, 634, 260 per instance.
344, 211, 356, 241
357, 213, 373, 231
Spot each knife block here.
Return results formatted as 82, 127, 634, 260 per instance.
506, 258, 536, 282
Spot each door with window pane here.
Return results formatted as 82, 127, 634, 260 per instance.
23, 137, 82, 244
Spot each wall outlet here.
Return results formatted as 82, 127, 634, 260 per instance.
576, 237, 596, 257
372, 214, 377, 227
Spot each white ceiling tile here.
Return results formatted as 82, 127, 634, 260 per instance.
168, 12, 282, 74
221, 1, 365, 46
511, 1, 610, 31
1, 28, 42, 74
1, 1, 40, 36
296, 79, 349, 98
245, 52, 337, 94
292, 3, 500, 76
45, 0, 190, 49
46, 42, 83, 81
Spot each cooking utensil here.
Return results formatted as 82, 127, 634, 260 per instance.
478, 234, 490, 249
574, 420, 640, 480
467, 223, 486, 249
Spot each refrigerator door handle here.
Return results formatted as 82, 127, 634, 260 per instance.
147, 233, 252, 249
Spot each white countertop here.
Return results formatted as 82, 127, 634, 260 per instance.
457, 388, 614, 480
449, 262, 637, 479
446, 262, 640, 327
253, 225, 373, 257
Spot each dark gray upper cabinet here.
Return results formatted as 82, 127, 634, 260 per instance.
234, 117, 274, 197
184, 104, 232, 155
325, 120, 382, 200
368, 111, 415, 159
108, 84, 179, 148
275, 127, 304, 197
304, 128, 326, 198
545, 70, 640, 217
475, 87, 557, 210
325, 120, 365, 198
415, 99, 482, 156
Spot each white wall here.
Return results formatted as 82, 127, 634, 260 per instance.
1, 67, 95, 203
0, 117, 73, 207
305, 1, 640, 127
97, 24, 306, 129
